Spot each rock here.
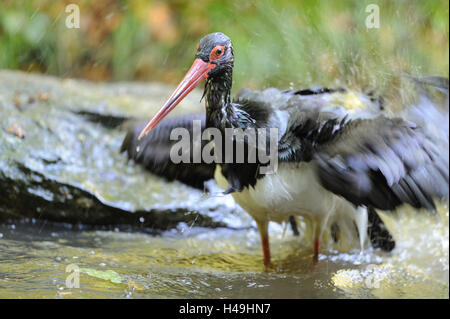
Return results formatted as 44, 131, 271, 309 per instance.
0, 70, 247, 230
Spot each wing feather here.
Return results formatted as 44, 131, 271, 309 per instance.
314, 116, 448, 211
120, 114, 215, 189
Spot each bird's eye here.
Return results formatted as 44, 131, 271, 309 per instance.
210, 45, 225, 61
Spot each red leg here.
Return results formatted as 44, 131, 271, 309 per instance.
313, 237, 320, 262
313, 223, 320, 262
257, 220, 271, 268
261, 233, 271, 266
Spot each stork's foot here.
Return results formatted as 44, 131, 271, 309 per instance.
263, 260, 276, 272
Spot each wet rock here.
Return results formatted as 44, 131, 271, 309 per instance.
0, 70, 246, 230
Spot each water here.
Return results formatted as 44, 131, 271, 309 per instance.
0, 205, 447, 299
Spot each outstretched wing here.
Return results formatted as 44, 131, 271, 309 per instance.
314, 115, 449, 211
121, 114, 216, 189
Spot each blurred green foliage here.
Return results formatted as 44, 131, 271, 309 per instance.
0, 0, 448, 97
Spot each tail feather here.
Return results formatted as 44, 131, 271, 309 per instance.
367, 206, 395, 252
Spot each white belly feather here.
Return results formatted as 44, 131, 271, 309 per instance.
214, 162, 368, 249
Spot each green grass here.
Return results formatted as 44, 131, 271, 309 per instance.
0, 0, 448, 100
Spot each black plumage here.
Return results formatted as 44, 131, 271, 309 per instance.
314, 116, 448, 211
121, 32, 448, 265
121, 114, 215, 189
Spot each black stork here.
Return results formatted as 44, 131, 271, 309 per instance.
123, 32, 449, 267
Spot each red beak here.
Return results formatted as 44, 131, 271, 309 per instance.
137, 58, 215, 140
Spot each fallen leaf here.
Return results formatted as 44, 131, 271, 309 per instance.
79, 267, 122, 284
7, 123, 26, 139
37, 92, 51, 101
12, 96, 21, 108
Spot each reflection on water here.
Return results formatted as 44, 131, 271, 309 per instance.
0, 204, 448, 299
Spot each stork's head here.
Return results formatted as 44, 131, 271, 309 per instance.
195, 32, 234, 79
137, 32, 233, 140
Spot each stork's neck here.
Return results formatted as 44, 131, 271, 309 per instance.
204, 70, 234, 129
